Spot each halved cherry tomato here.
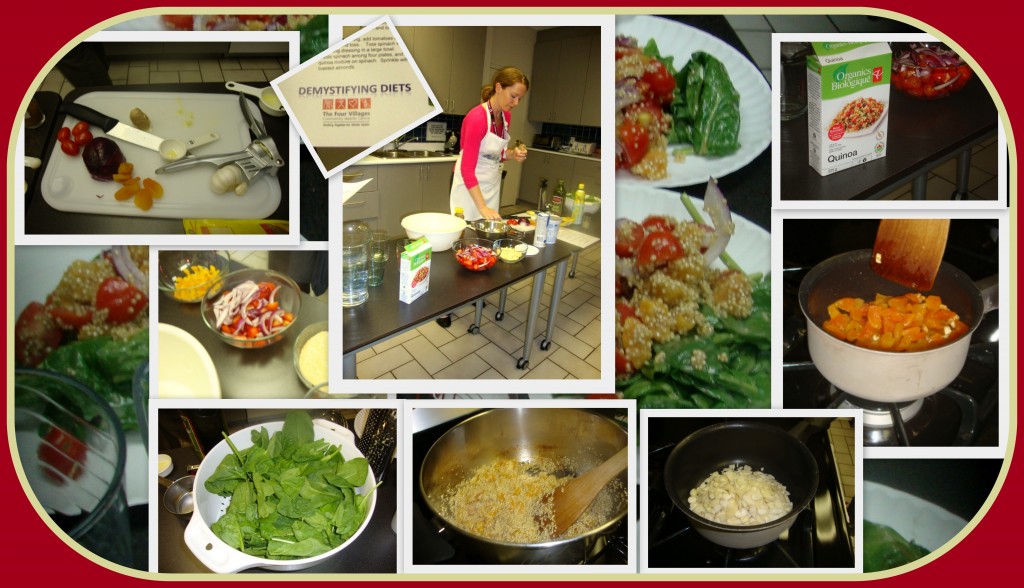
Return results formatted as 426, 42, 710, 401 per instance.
615, 219, 645, 258
642, 59, 676, 104
14, 301, 63, 367
38, 426, 88, 484
635, 231, 685, 274
46, 293, 94, 329
95, 276, 148, 324
617, 120, 649, 168
71, 121, 91, 136
60, 139, 80, 156
57, 127, 71, 142
615, 348, 632, 376
72, 128, 94, 146
642, 215, 675, 233
616, 302, 638, 326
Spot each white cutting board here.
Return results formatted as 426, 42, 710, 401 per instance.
40, 91, 281, 220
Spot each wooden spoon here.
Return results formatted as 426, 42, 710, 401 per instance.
870, 219, 950, 291
548, 446, 629, 537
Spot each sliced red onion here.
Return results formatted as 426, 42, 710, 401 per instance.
108, 245, 148, 292
701, 177, 735, 264
615, 78, 643, 112
269, 284, 281, 305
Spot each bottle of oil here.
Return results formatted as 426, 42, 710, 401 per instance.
571, 183, 586, 225
550, 179, 566, 216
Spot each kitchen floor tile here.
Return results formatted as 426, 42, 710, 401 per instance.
437, 332, 488, 363
522, 359, 569, 380
355, 347, 376, 362
566, 301, 601, 326
481, 324, 526, 355
391, 360, 431, 380
548, 347, 601, 380
400, 335, 452, 375
414, 320, 457, 347
476, 368, 505, 379
475, 343, 527, 379
358, 345, 414, 379
550, 325, 595, 360
585, 346, 602, 371
726, 15, 773, 32
576, 319, 603, 349
431, 354, 491, 379
370, 328, 420, 354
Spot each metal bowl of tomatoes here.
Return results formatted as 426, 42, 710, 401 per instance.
452, 238, 498, 272
200, 268, 302, 349
891, 42, 973, 100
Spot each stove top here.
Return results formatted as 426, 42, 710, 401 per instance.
782, 218, 1000, 448
646, 417, 854, 569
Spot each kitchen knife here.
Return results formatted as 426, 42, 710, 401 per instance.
60, 102, 165, 152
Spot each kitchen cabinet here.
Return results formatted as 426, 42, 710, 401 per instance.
407, 27, 487, 114
342, 165, 381, 231
518, 151, 576, 208
376, 161, 454, 237
527, 29, 599, 125
580, 34, 602, 127
571, 158, 601, 198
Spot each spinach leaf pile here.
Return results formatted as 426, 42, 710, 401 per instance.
864, 520, 931, 572
644, 40, 742, 157
204, 411, 378, 560
39, 329, 148, 431
617, 274, 770, 409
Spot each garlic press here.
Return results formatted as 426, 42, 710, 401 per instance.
155, 93, 284, 182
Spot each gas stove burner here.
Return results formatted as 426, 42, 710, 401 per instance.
834, 394, 924, 427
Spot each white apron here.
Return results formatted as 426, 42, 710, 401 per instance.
450, 103, 509, 221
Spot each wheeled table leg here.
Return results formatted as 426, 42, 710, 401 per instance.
540, 259, 569, 351
953, 149, 972, 200
468, 298, 483, 334
517, 270, 548, 369
343, 353, 357, 380
495, 287, 508, 321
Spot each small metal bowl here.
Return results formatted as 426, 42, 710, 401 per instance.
471, 219, 508, 240
493, 238, 528, 264
162, 474, 196, 519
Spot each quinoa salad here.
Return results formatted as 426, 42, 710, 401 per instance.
830, 96, 885, 133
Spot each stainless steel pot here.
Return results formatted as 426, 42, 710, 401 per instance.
419, 408, 628, 564
471, 219, 508, 240
664, 421, 819, 549
798, 249, 998, 403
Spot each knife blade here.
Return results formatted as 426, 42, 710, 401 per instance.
60, 102, 165, 152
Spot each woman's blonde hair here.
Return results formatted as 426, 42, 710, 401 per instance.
482, 66, 529, 102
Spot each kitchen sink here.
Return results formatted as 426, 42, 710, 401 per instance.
372, 149, 450, 159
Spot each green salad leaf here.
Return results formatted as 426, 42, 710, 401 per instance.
618, 275, 770, 409
643, 39, 742, 156
864, 520, 932, 572
205, 411, 379, 560
38, 329, 148, 431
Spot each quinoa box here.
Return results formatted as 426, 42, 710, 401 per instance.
807, 42, 891, 176
399, 237, 431, 304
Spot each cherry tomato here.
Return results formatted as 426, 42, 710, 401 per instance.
57, 127, 71, 142
45, 292, 94, 330
72, 121, 91, 136
616, 302, 638, 326
635, 231, 685, 274
60, 139, 80, 156
642, 59, 676, 103
642, 215, 675, 233
14, 301, 63, 367
38, 426, 88, 483
615, 219, 645, 258
72, 129, 93, 146
95, 276, 148, 324
617, 120, 649, 168
615, 348, 632, 376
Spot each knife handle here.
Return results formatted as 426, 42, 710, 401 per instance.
59, 102, 118, 133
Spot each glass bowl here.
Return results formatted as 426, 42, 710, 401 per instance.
200, 268, 302, 349
891, 42, 973, 100
452, 238, 497, 271
157, 250, 231, 303
493, 238, 528, 264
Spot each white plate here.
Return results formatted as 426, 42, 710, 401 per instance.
615, 15, 772, 189
525, 245, 540, 256
615, 185, 771, 275
864, 481, 968, 552
14, 246, 148, 507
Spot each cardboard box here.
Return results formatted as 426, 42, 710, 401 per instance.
807, 42, 891, 176
399, 237, 431, 304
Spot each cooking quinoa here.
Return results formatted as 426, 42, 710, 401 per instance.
437, 455, 625, 543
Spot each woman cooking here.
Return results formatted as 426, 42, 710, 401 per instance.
449, 66, 529, 221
